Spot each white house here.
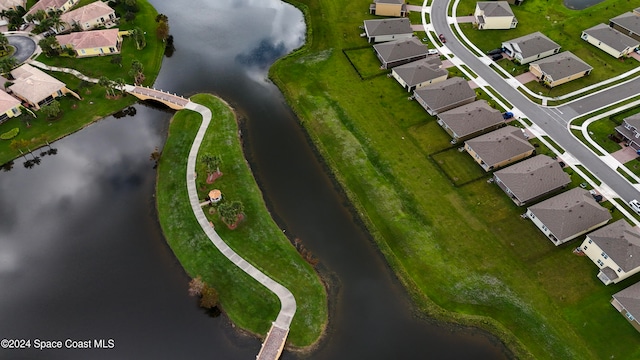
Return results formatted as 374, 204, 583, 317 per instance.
581, 23, 640, 58
363, 18, 413, 43
501, 32, 561, 64
391, 57, 447, 92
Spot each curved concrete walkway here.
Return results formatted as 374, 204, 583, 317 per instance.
183, 101, 296, 358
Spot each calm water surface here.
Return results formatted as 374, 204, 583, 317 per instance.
0, 0, 510, 358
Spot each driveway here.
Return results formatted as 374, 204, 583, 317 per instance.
514, 72, 537, 85
7, 35, 37, 64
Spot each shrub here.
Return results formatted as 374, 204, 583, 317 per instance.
0, 128, 19, 140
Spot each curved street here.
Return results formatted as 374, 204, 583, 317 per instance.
428, 0, 640, 211
7, 34, 37, 64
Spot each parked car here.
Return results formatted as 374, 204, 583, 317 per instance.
427, 49, 439, 55
502, 111, 514, 119
491, 53, 503, 61
439, 34, 446, 43
630, 199, 640, 214
487, 48, 503, 55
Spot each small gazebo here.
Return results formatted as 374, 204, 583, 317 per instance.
208, 189, 222, 203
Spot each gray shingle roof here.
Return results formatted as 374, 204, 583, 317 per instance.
624, 113, 640, 130
465, 126, 533, 166
364, 18, 413, 37
613, 281, 640, 321
611, 12, 640, 35
437, 100, 504, 139
588, 219, 640, 272
477, 1, 514, 17
530, 52, 592, 80
528, 188, 611, 242
414, 77, 475, 113
374, 38, 427, 63
392, 58, 446, 87
502, 32, 560, 59
583, 23, 639, 52
375, 0, 404, 4
494, 154, 571, 203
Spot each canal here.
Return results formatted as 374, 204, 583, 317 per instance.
0, 0, 510, 358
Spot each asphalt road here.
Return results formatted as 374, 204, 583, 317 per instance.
7, 35, 36, 64
430, 0, 640, 203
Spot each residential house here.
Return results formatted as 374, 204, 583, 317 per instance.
464, 125, 534, 171
413, 77, 475, 116
363, 18, 413, 43
25, 0, 78, 18
529, 52, 592, 88
369, 0, 407, 17
615, 113, 640, 150
391, 57, 447, 92
58, 1, 116, 32
56, 28, 121, 57
0, 89, 21, 125
373, 38, 428, 69
610, 12, 640, 42
436, 100, 505, 143
501, 32, 561, 64
493, 154, 570, 206
474, 1, 517, 30
0, 0, 26, 13
8, 64, 75, 110
580, 219, 640, 285
581, 23, 639, 58
526, 188, 611, 246
611, 281, 640, 332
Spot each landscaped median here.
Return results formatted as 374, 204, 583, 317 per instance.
155, 93, 327, 347
271, 0, 640, 358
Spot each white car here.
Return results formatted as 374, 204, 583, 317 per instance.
629, 199, 640, 214
427, 49, 439, 55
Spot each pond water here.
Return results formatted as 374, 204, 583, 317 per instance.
0, 0, 511, 358
563, 0, 605, 10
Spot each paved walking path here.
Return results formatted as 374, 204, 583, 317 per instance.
184, 101, 296, 360
30, 60, 100, 83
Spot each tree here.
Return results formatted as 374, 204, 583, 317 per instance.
131, 27, 146, 50
49, 15, 65, 33
217, 200, 244, 227
39, 100, 61, 119
199, 284, 218, 309
129, 60, 144, 85
0, 57, 17, 74
0, 33, 8, 52
99, 76, 115, 97
201, 153, 222, 175
155, 13, 168, 23
110, 54, 123, 67
113, 77, 126, 93
188, 276, 205, 297
156, 20, 169, 41
38, 36, 60, 56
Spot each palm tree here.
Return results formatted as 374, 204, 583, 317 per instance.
49, 15, 65, 33
98, 76, 115, 97
0, 57, 17, 74
201, 154, 222, 175
114, 78, 126, 94
129, 60, 144, 84
218, 200, 244, 227
0, 33, 8, 52
131, 27, 146, 50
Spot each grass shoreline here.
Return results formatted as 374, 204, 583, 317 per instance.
270, 0, 640, 358
155, 94, 327, 348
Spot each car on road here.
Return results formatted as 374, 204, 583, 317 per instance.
438, 34, 446, 43
487, 48, 503, 55
490, 53, 503, 61
630, 199, 640, 214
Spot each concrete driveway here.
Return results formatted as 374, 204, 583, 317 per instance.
7, 35, 37, 64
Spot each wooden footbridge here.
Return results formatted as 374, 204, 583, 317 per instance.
124, 85, 190, 110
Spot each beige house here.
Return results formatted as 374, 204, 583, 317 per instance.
580, 219, 640, 285
464, 125, 534, 171
501, 32, 561, 64
8, 64, 76, 110
529, 52, 592, 88
59, 1, 116, 32
436, 100, 505, 143
611, 281, 640, 332
610, 12, 640, 42
363, 18, 413, 43
474, 1, 517, 30
526, 188, 611, 246
369, 0, 407, 17
413, 77, 475, 116
581, 23, 639, 58
0, 89, 21, 125
57, 29, 121, 57
493, 154, 570, 206
391, 57, 447, 92
26, 0, 78, 17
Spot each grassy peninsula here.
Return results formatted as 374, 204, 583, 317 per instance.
0, 0, 164, 165
156, 94, 327, 347
270, 0, 640, 358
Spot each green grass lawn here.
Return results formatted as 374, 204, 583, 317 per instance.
587, 118, 622, 153
156, 94, 327, 347
271, 0, 640, 358
0, 0, 165, 166
457, 0, 640, 96
431, 147, 487, 185
343, 47, 388, 79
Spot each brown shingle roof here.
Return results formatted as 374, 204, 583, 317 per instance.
527, 188, 611, 242
465, 125, 533, 166
414, 77, 475, 113
588, 219, 640, 272
437, 100, 504, 139
494, 154, 570, 203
